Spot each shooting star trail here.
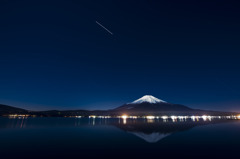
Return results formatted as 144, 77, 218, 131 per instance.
96, 21, 113, 35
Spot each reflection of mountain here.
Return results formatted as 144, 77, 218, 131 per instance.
131, 132, 171, 143
112, 119, 231, 143
0, 116, 235, 144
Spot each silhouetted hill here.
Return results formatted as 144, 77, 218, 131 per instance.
0, 104, 29, 116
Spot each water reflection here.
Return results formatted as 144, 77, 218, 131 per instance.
131, 132, 170, 143
0, 117, 233, 143
112, 119, 230, 143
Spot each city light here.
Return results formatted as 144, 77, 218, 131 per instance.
171, 116, 177, 122
65, 115, 240, 121
202, 115, 207, 121
129, 116, 138, 119
162, 116, 168, 120
8, 114, 30, 118
146, 116, 155, 119
121, 115, 128, 119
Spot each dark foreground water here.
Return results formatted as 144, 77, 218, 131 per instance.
0, 117, 240, 159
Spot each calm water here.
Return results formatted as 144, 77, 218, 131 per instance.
0, 117, 240, 159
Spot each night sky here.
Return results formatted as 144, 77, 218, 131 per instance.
0, 0, 240, 111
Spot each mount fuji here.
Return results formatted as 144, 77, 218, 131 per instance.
113, 95, 192, 115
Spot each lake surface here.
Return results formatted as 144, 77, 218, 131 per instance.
0, 117, 240, 159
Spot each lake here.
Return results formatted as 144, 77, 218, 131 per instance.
0, 117, 240, 159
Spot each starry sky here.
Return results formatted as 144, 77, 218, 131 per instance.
0, 0, 240, 111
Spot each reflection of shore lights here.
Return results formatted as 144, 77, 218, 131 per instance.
146, 116, 155, 119
171, 116, 177, 121
121, 115, 128, 124
178, 116, 185, 121
202, 115, 207, 121
191, 116, 196, 121
207, 116, 212, 121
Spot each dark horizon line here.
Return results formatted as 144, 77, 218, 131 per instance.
1, 102, 239, 114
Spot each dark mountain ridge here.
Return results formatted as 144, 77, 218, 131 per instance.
0, 104, 29, 116
114, 102, 192, 111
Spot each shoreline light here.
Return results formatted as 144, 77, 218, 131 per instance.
65, 115, 240, 121
89, 115, 96, 118
171, 116, 177, 120
121, 115, 128, 119
146, 116, 155, 119
162, 116, 168, 120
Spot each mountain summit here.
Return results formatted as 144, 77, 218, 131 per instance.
131, 95, 166, 104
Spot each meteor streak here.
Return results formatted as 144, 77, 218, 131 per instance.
96, 21, 113, 35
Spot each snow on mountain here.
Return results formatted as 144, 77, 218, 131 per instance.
130, 95, 167, 104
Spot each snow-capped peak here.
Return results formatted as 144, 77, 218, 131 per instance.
131, 95, 166, 104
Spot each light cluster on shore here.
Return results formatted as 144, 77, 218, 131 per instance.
68, 115, 240, 121
7, 114, 240, 121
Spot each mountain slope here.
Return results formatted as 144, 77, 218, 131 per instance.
0, 104, 28, 115
115, 102, 192, 111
